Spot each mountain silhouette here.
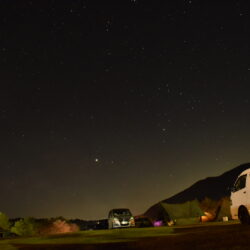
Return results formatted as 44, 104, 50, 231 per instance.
145, 163, 250, 219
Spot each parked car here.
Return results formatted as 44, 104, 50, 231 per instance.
95, 219, 108, 230
134, 216, 153, 228
230, 168, 250, 224
108, 208, 135, 229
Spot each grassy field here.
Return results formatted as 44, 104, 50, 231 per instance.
0, 226, 174, 249
1, 220, 249, 250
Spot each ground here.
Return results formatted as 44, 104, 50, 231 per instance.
1, 221, 250, 249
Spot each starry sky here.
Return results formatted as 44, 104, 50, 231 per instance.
1, 0, 250, 220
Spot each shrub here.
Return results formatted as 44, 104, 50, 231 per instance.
39, 219, 79, 235
0, 212, 10, 230
11, 218, 37, 236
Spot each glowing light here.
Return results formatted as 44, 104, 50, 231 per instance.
153, 220, 164, 227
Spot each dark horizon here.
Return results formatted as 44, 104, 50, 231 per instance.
1, 0, 250, 220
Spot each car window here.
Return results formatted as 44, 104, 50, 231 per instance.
113, 209, 131, 216
234, 174, 247, 192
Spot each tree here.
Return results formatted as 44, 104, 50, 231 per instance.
11, 218, 37, 236
0, 212, 10, 230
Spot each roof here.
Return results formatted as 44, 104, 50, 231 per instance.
238, 168, 250, 177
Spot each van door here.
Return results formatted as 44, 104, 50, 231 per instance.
231, 174, 247, 218
246, 174, 250, 212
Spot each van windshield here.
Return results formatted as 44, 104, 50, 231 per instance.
113, 209, 131, 216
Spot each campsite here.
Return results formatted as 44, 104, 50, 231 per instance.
1, 163, 250, 249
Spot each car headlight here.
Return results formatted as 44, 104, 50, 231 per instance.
113, 218, 120, 225
129, 217, 135, 225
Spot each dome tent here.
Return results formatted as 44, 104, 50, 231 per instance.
160, 199, 204, 225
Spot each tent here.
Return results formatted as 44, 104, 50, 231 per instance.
160, 199, 204, 225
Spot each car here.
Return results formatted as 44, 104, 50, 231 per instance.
230, 168, 250, 224
108, 208, 135, 229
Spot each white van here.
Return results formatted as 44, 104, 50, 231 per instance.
230, 168, 250, 224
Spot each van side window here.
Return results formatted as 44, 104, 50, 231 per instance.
234, 174, 247, 191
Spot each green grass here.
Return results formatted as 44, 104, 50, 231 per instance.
0, 227, 174, 247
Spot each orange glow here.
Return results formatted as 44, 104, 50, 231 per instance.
201, 212, 215, 222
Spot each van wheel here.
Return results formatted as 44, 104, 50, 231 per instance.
238, 206, 250, 225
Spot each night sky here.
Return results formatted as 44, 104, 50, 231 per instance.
1, 0, 250, 220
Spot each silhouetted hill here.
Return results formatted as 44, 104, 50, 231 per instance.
145, 163, 250, 219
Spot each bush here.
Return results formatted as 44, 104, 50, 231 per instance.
39, 219, 79, 235
0, 212, 10, 230
11, 218, 37, 236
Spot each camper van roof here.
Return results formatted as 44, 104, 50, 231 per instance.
239, 168, 250, 176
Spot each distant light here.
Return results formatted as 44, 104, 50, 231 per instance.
94, 158, 99, 163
